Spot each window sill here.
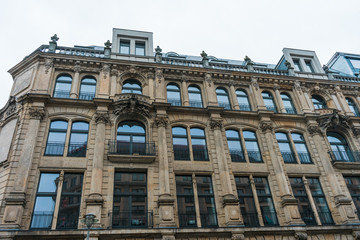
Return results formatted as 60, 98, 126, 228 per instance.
108, 154, 155, 163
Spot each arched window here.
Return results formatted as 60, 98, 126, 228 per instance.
327, 132, 356, 162
226, 130, 245, 162
172, 127, 190, 160
188, 85, 203, 108
236, 89, 251, 111
243, 130, 262, 162
262, 91, 277, 112
122, 79, 142, 94
291, 133, 312, 164
312, 95, 327, 109
167, 84, 181, 106
45, 120, 68, 156
281, 93, 296, 114
276, 132, 296, 163
190, 128, 208, 161
346, 98, 360, 116
216, 88, 231, 110
79, 77, 96, 100
54, 75, 72, 98
116, 121, 146, 155
68, 121, 89, 157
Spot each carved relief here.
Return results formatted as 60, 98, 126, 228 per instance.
273, 84, 280, 91
317, 109, 350, 131
155, 68, 164, 83
101, 64, 111, 79
94, 112, 110, 124
352, 127, 360, 137
259, 120, 273, 132
44, 58, 54, 74
294, 232, 308, 240
293, 80, 302, 92
307, 124, 322, 135
205, 73, 212, 87
73, 61, 81, 73
209, 119, 223, 130
231, 233, 245, 240
114, 95, 151, 118
353, 231, 360, 240
154, 117, 168, 128
28, 107, 45, 120
251, 77, 259, 90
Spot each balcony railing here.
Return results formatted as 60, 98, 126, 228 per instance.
167, 98, 182, 106
239, 104, 251, 111
247, 150, 262, 163
30, 211, 53, 229
189, 100, 203, 108
229, 150, 246, 162
281, 151, 297, 163
108, 141, 155, 156
218, 102, 231, 110
174, 146, 190, 160
328, 150, 360, 163
178, 213, 197, 227
45, 142, 65, 156
317, 210, 334, 225
298, 152, 312, 164
112, 211, 153, 228
241, 211, 260, 227
299, 208, 317, 226
79, 91, 95, 100
193, 147, 209, 161
67, 143, 87, 157
285, 107, 296, 114
200, 212, 218, 227
53, 90, 70, 99
265, 105, 277, 112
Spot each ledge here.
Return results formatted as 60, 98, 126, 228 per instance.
332, 161, 360, 169
107, 154, 156, 163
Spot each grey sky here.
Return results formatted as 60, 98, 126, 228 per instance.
1, 0, 359, 108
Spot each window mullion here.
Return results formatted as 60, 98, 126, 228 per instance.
239, 130, 249, 163
51, 170, 64, 229
249, 175, 264, 226
63, 120, 72, 157
302, 176, 322, 225
192, 174, 201, 227
187, 127, 194, 161
288, 133, 300, 164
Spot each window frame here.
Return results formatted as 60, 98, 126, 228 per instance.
346, 97, 360, 116
312, 95, 327, 109
53, 74, 72, 99
280, 92, 296, 114
188, 85, 203, 108
216, 87, 231, 110
167, 83, 182, 106
122, 79, 142, 94
236, 89, 251, 111
79, 76, 96, 100
261, 91, 278, 112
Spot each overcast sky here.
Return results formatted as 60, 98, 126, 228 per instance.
1, 0, 359, 108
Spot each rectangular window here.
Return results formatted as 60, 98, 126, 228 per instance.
135, 42, 145, 56
120, 40, 130, 54
254, 177, 278, 226
305, 60, 315, 73
344, 176, 360, 219
293, 59, 302, 72
176, 175, 197, 227
113, 172, 149, 228
196, 176, 217, 227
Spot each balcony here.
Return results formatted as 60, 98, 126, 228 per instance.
112, 211, 153, 229
67, 143, 87, 157
79, 91, 95, 100
44, 142, 65, 156
329, 150, 360, 168
108, 141, 156, 163
174, 146, 190, 160
167, 98, 182, 106
189, 100, 203, 108
281, 151, 297, 163
247, 151, 262, 163
53, 90, 70, 99
241, 211, 260, 227
229, 150, 246, 162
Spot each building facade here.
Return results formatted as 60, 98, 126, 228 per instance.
1, 29, 360, 239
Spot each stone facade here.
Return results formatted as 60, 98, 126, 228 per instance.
0, 29, 360, 239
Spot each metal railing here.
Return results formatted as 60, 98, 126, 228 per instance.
328, 150, 360, 163
30, 211, 53, 229
247, 151, 262, 163
67, 143, 87, 157
53, 90, 70, 99
189, 100, 203, 108
229, 150, 246, 162
285, 107, 296, 114
45, 142, 65, 156
56, 216, 80, 229
174, 146, 190, 160
218, 102, 231, 110
79, 92, 95, 100
241, 211, 260, 227
108, 141, 155, 156
317, 210, 334, 225
193, 147, 209, 161
265, 105, 277, 112
200, 213, 218, 227
239, 104, 251, 111
298, 152, 312, 164
112, 211, 153, 228
167, 98, 182, 106
178, 213, 197, 227
281, 151, 297, 163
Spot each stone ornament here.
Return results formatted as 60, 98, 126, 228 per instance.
293, 80, 302, 92
104, 40, 112, 48
155, 46, 162, 63
294, 232, 308, 240
113, 95, 151, 118
73, 61, 81, 73
231, 233, 245, 240
154, 117, 168, 128
101, 64, 111, 79
306, 124, 322, 135
28, 107, 45, 120
50, 34, 59, 43
209, 119, 223, 130
259, 120, 273, 132
244, 55, 254, 66
284, 60, 293, 70
317, 109, 350, 131
155, 68, 164, 83
353, 231, 360, 240
94, 112, 110, 124
273, 84, 280, 91
205, 73, 212, 87
0, 97, 18, 124
352, 127, 360, 137
44, 58, 54, 74
251, 77, 259, 90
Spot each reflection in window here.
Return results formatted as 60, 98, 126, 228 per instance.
176, 175, 196, 227
172, 127, 190, 160
293, 59, 302, 72
167, 84, 181, 106
262, 91, 277, 112
243, 131, 262, 163
281, 93, 296, 114
120, 40, 130, 54
45, 120, 68, 156
226, 130, 245, 162
312, 95, 327, 109
254, 177, 278, 226
346, 98, 360, 116
344, 176, 360, 219
276, 132, 296, 163
236, 89, 251, 111
305, 60, 314, 73
79, 77, 96, 100
190, 128, 208, 161
196, 176, 217, 227
54, 75, 72, 98
216, 88, 231, 110
188, 85, 203, 108
68, 122, 89, 157
135, 42, 145, 56
327, 132, 355, 162
122, 80, 142, 94
116, 121, 146, 155
291, 133, 312, 164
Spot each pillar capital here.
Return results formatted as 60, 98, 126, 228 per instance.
209, 118, 223, 130
259, 120, 273, 133
28, 106, 46, 120
94, 112, 110, 124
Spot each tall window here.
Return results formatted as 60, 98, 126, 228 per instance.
190, 128, 208, 161
31, 173, 83, 229
291, 133, 312, 164
54, 75, 72, 98
293, 59, 302, 72
116, 121, 146, 155
254, 177, 278, 226
235, 177, 259, 227
344, 176, 360, 219
236, 89, 251, 111
312, 95, 327, 109
346, 98, 360, 116
289, 178, 316, 225
120, 40, 130, 54
327, 132, 356, 162
243, 130, 262, 163
262, 91, 277, 112
276, 132, 296, 163
188, 85, 203, 108
172, 127, 190, 160
281, 93, 296, 114
122, 79, 142, 94
167, 83, 181, 106
216, 88, 231, 110
67, 122, 89, 157
226, 130, 245, 162
113, 172, 149, 228
304, 60, 314, 73
135, 42, 145, 56
176, 175, 217, 228
79, 77, 96, 100
45, 120, 68, 156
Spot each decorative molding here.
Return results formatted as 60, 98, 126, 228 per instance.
73, 61, 81, 73
259, 120, 273, 132
44, 58, 54, 74
293, 80, 302, 92
353, 231, 360, 240
306, 124, 322, 135
209, 119, 223, 130
251, 77, 259, 90
317, 109, 350, 131
113, 94, 151, 118
28, 107, 45, 120
155, 68, 164, 83
231, 233, 245, 240
294, 232, 308, 240
205, 73, 212, 87
94, 112, 110, 124
101, 63, 110, 79
154, 117, 168, 128
352, 127, 360, 137
273, 84, 280, 91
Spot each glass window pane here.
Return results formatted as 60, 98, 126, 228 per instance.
120, 40, 130, 54
31, 197, 56, 229
38, 173, 59, 192
190, 128, 205, 137
226, 130, 240, 139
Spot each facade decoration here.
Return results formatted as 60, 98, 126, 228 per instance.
113, 94, 151, 118
94, 112, 110, 124
28, 106, 45, 120
317, 109, 351, 131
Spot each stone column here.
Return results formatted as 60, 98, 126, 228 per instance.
97, 64, 110, 99
306, 122, 358, 224
249, 77, 266, 111
70, 61, 81, 98
1, 106, 45, 228
204, 73, 217, 107
210, 118, 243, 226
303, 177, 321, 225
273, 84, 286, 113
229, 83, 239, 110
155, 68, 166, 102
147, 72, 155, 102
334, 86, 352, 115
303, 88, 315, 111
109, 68, 118, 97
155, 116, 176, 227
181, 75, 189, 106
292, 81, 311, 113
259, 119, 303, 226
85, 111, 109, 227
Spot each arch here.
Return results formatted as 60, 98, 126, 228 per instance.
45, 119, 68, 156
261, 91, 277, 112
216, 87, 231, 110
312, 95, 327, 109
122, 79, 142, 94
53, 74, 72, 98
236, 89, 251, 111
79, 76, 96, 100
172, 126, 190, 160
68, 121, 89, 157
188, 85, 203, 108
225, 129, 245, 162
346, 97, 360, 116
167, 83, 181, 106
116, 121, 147, 155
327, 132, 355, 162
280, 92, 296, 114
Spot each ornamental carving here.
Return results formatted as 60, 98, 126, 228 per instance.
293, 80, 302, 94
101, 64, 111, 79
29, 107, 45, 120
73, 61, 81, 73
231, 233, 245, 240
94, 112, 110, 124
353, 231, 360, 240
205, 73, 212, 87
259, 120, 273, 132
0, 97, 18, 123
209, 119, 223, 130
307, 124, 322, 135
155, 68, 164, 83
352, 127, 360, 137
44, 58, 54, 74
154, 117, 168, 128
273, 84, 280, 91
113, 94, 151, 118
294, 232, 308, 240
251, 77, 259, 90
317, 109, 350, 131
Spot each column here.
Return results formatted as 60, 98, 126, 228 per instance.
306, 122, 358, 224
335, 86, 352, 115
259, 119, 303, 225
249, 77, 266, 111
1, 105, 45, 228
155, 68, 166, 102
229, 83, 239, 110
204, 73, 217, 107
97, 64, 110, 99
85, 111, 109, 227
109, 68, 118, 97
273, 84, 286, 113
148, 72, 155, 101
292, 81, 311, 113
181, 75, 189, 106
70, 62, 81, 98
155, 116, 176, 227
303, 89, 315, 111
210, 118, 243, 226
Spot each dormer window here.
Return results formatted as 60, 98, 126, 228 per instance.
305, 60, 314, 73
120, 40, 130, 54
293, 59, 302, 71
135, 42, 145, 56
